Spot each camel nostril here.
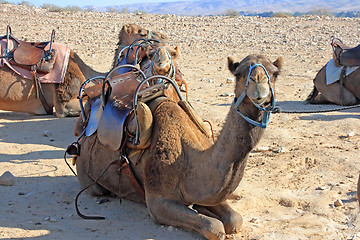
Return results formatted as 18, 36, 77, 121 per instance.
257, 97, 262, 101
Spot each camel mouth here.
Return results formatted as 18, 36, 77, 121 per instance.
249, 96, 267, 106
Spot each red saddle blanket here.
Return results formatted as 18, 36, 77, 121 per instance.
0, 38, 70, 84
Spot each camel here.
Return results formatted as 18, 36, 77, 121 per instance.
73, 54, 283, 240
306, 66, 360, 105
0, 49, 104, 117
307, 38, 360, 105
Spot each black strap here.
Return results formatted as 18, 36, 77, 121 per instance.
75, 159, 120, 220
340, 67, 346, 106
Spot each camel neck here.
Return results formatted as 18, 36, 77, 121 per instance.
202, 103, 265, 202
72, 51, 104, 79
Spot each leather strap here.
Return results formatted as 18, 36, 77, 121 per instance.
340, 67, 346, 106
31, 67, 53, 115
119, 160, 145, 201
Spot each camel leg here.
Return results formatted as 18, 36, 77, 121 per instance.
146, 194, 226, 240
316, 81, 357, 105
193, 202, 243, 235
76, 156, 110, 196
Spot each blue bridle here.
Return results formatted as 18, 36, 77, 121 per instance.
232, 63, 276, 128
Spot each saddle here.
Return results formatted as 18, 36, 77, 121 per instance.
0, 25, 57, 114
332, 38, 360, 67
76, 65, 211, 152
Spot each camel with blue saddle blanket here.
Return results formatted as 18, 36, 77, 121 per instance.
66, 54, 283, 240
307, 37, 360, 105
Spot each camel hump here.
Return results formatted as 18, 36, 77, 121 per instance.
178, 100, 212, 138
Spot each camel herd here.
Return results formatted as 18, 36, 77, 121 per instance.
0, 23, 359, 240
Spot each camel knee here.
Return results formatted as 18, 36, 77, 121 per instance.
341, 93, 357, 105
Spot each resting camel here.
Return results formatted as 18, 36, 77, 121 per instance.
73, 25, 184, 136
73, 54, 283, 240
0, 49, 105, 117
307, 38, 360, 105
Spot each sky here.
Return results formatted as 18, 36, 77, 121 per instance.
13, 0, 189, 7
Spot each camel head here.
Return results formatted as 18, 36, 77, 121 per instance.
147, 45, 180, 77
228, 54, 283, 106
118, 24, 168, 46
118, 24, 149, 46
331, 38, 344, 67
228, 54, 283, 128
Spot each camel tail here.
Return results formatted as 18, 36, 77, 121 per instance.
306, 85, 319, 103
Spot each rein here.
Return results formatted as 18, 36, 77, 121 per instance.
233, 63, 275, 128
272, 103, 360, 114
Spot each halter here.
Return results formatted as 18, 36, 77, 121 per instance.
232, 63, 275, 128
151, 46, 175, 81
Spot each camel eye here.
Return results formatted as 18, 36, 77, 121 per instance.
139, 30, 147, 37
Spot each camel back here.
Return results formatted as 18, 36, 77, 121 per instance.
332, 38, 360, 67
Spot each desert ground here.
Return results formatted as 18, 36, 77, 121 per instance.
0, 4, 360, 240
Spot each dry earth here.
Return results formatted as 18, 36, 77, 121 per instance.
1, 4, 360, 240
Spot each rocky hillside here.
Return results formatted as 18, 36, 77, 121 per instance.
90, 0, 359, 16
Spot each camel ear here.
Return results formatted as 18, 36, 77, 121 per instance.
272, 56, 283, 77
273, 56, 283, 72
171, 46, 180, 58
124, 24, 132, 35
228, 57, 239, 74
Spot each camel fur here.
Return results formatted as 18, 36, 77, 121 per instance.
74, 54, 283, 240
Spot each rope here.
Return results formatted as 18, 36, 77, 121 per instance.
272, 103, 360, 114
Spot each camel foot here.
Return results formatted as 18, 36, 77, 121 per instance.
194, 202, 243, 235
146, 194, 227, 240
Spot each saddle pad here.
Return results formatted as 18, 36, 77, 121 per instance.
0, 38, 70, 84
325, 59, 358, 85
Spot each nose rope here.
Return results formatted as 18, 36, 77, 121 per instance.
232, 63, 276, 128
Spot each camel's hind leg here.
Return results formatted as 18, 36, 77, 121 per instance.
146, 194, 226, 240
193, 202, 243, 235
